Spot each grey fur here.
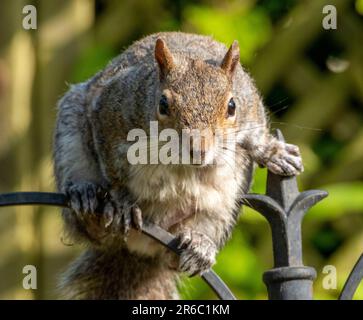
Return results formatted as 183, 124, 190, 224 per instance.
53, 32, 303, 299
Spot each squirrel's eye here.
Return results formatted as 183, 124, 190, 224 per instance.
227, 98, 236, 117
159, 94, 170, 116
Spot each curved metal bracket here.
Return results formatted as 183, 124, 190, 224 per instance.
0, 191, 236, 300
339, 254, 363, 300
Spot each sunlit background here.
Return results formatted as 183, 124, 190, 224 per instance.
0, 0, 362, 299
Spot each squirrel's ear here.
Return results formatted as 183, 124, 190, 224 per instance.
155, 38, 175, 80
220, 40, 240, 78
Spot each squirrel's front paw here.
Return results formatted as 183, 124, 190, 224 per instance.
65, 181, 107, 240
177, 230, 217, 276
66, 181, 103, 219
65, 182, 142, 242
264, 141, 304, 176
103, 190, 143, 240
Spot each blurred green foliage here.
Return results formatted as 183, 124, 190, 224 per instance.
185, 3, 272, 64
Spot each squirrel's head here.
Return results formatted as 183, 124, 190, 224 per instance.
154, 38, 241, 166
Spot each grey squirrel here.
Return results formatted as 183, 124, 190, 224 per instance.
53, 32, 303, 299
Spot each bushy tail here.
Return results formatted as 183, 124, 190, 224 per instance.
58, 247, 179, 299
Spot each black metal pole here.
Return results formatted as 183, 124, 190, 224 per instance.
242, 130, 328, 300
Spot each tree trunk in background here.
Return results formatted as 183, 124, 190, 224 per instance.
0, 0, 94, 299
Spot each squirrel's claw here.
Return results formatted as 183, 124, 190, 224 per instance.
102, 202, 114, 228
107, 190, 143, 241
132, 206, 143, 231
121, 208, 132, 240
66, 182, 99, 219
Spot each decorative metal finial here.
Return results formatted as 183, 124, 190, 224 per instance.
241, 129, 328, 300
